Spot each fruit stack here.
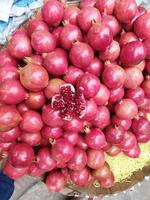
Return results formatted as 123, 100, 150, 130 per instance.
0, 0, 150, 197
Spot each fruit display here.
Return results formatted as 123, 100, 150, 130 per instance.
0, 0, 150, 196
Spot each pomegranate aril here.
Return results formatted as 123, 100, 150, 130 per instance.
52, 84, 86, 119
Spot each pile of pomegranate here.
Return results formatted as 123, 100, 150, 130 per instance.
0, 0, 150, 192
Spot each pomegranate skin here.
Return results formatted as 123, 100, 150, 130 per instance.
136, 132, 150, 143
134, 12, 150, 40
114, 0, 137, 23
8, 143, 34, 167
46, 170, 65, 192
77, 72, 100, 99
43, 48, 68, 76
69, 42, 94, 70
111, 115, 131, 131
142, 78, 150, 98
37, 147, 56, 172
19, 110, 43, 132
31, 30, 56, 54
52, 138, 74, 163
63, 6, 80, 26
44, 78, 65, 100
101, 14, 121, 37
25, 55, 43, 65
80, 0, 96, 8
8, 34, 32, 59
41, 126, 63, 140
63, 66, 84, 85
143, 37, 150, 59
87, 23, 113, 52
106, 145, 121, 157
77, 135, 88, 150
64, 131, 79, 146
27, 19, 49, 36
125, 87, 145, 105
0, 105, 22, 132
92, 106, 110, 130
17, 103, 30, 114
42, 105, 63, 127
109, 87, 125, 103
119, 32, 138, 47
85, 57, 103, 76
99, 40, 120, 61
83, 99, 98, 121
130, 60, 145, 72
132, 117, 150, 136
99, 172, 115, 188
96, 0, 116, 15
52, 27, 63, 47
93, 83, 110, 106
19, 131, 42, 146
69, 167, 90, 186
102, 63, 126, 89
3, 161, 28, 180
60, 24, 83, 50
85, 128, 107, 150
25, 91, 45, 109
105, 125, 124, 144
77, 7, 101, 32
0, 127, 21, 142
28, 163, 44, 177
0, 141, 16, 153
115, 99, 138, 120
123, 143, 140, 158
68, 147, 87, 171
0, 79, 27, 105
120, 131, 137, 150
20, 63, 49, 92
120, 41, 146, 66
42, 0, 64, 27
0, 49, 17, 68
0, 65, 19, 84
124, 67, 144, 89
87, 149, 105, 169
92, 162, 111, 179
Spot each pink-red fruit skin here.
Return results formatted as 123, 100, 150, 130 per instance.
46, 170, 65, 192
